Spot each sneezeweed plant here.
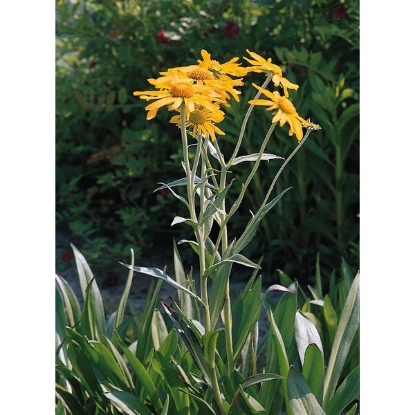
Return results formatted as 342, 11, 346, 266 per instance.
56, 49, 359, 415
129, 49, 332, 413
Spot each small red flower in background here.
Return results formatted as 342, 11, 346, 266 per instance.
90, 60, 97, 68
159, 188, 171, 197
61, 250, 74, 263
223, 21, 239, 38
157, 30, 172, 44
332, 4, 347, 19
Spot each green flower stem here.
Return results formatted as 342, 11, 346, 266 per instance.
213, 121, 276, 374
197, 135, 211, 332
179, 106, 226, 413
209, 137, 235, 373
213, 122, 277, 259
260, 128, 312, 209
218, 163, 234, 373
227, 73, 273, 169
179, 105, 211, 332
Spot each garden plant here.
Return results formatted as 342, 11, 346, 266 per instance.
56, 48, 359, 414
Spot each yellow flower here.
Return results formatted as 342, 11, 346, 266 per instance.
173, 50, 247, 105
133, 70, 221, 120
197, 49, 249, 79
244, 50, 299, 97
249, 83, 308, 141
170, 105, 225, 142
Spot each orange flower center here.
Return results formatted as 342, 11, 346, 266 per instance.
188, 68, 215, 81
278, 97, 296, 114
189, 109, 207, 124
170, 83, 195, 97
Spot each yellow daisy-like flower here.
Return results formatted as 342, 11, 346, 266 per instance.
163, 65, 241, 106
249, 83, 308, 141
172, 50, 247, 105
244, 50, 299, 97
133, 70, 221, 120
197, 49, 249, 79
170, 105, 225, 142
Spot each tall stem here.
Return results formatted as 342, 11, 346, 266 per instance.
260, 128, 312, 210
227, 74, 273, 168
179, 105, 210, 330
180, 106, 225, 413
197, 135, 211, 332
213, 123, 277, 258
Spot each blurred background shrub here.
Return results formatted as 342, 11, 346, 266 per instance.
56, 0, 359, 287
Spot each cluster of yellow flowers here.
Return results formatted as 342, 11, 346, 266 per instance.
134, 49, 315, 142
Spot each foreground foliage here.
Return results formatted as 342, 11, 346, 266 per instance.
56, 247, 359, 414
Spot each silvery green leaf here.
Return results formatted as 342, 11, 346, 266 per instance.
231, 153, 284, 166
119, 264, 203, 305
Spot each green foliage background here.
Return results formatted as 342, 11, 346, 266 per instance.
56, 0, 359, 286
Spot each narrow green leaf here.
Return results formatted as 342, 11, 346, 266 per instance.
158, 327, 179, 360
71, 245, 107, 340
308, 285, 323, 301
200, 182, 232, 225
115, 249, 135, 330
135, 278, 162, 362
171, 216, 198, 228
323, 273, 359, 408
116, 338, 163, 413
105, 390, 152, 415
81, 279, 107, 343
204, 253, 260, 277
55, 274, 81, 329
55, 384, 85, 414
264, 284, 296, 297
237, 386, 267, 413
267, 309, 289, 378
71, 244, 103, 307
120, 264, 203, 305
323, 294, 338, 347
203, 328, 224, 366
269, 283, 298, 350
162, 302, 212, 388
151, 308, 169, 351
154, 181, 189, 207
287, 367, 327, 415
302, 344, 324, 403
342, 402, 358, 415
86, 340, 131, 389
231, 153, 284, 166
154, 177, 216, 191
340, 257, 354, 291
173, 239, 194, 319
241, 373, 284, 390
209, 261, 232, 330
161, 394, 170, 415
324, 366, 359, 415
233, 276, 263, 365
234, 187, 292, 254
294, 311, 324, 366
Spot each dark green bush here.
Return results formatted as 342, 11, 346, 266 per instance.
56, 0, 359, 286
